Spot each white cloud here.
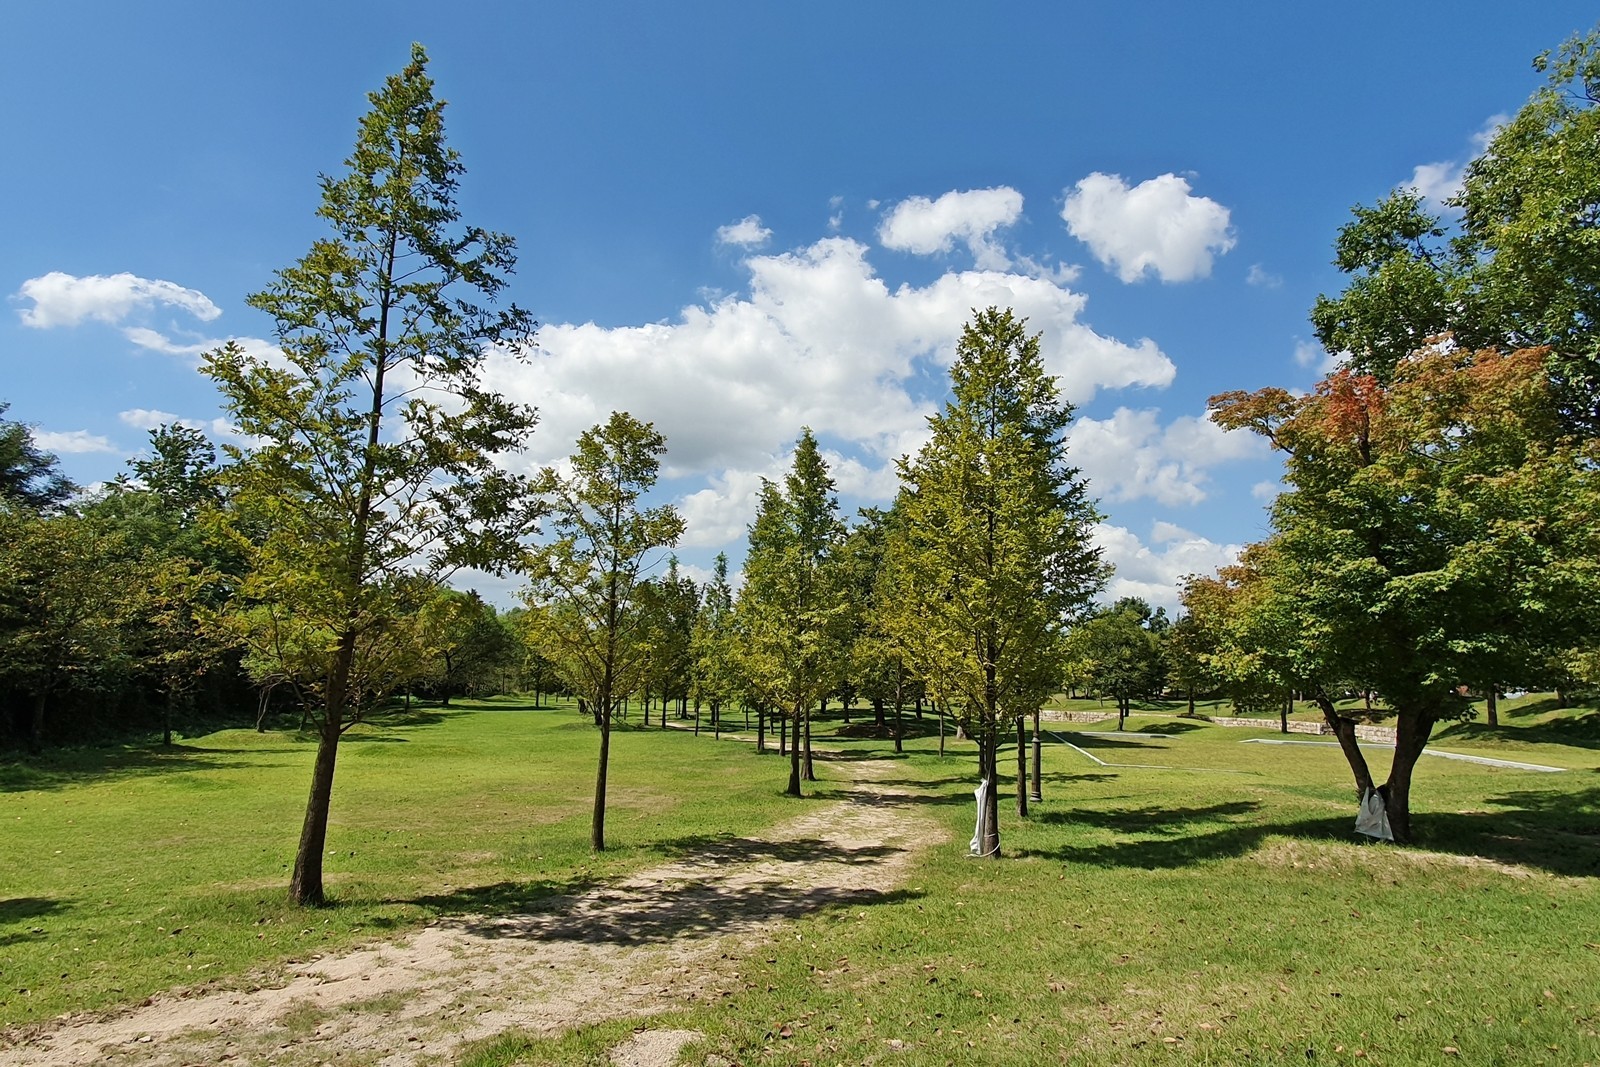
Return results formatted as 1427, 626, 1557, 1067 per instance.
1408, 160, 1464, 208
1251, 480, 1280, 501
1406, 113, 1510, 211
878, 187, 1024, 270
1246, 264, 1282, 289
487, 231, 1171, 483
33, 429, 119, 454
120, 408, 190, 431
716, 214, 772, 248
1293, 338, 1341, 374
1093, 521, 1242, 613
1068, 407, 1262, 507
1061, 173, 1235, 283
122, 327, 284, 368
677, 467, 777, 548
16, 271, 220, 328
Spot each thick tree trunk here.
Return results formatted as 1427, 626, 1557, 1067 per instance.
1186, 687, 1195, 717
1486, 690, 1499, 727
1384, 712, 1434, 844
873, 697, 885, 730
1014, 717, 1028, 817
786, 709, 802, 796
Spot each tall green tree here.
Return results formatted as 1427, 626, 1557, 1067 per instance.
736, 429, 846, 797
521, 411, 684, 850
204, 45, 539, 905
689, 552, 740, 733
887, 307, 1104, 852
1211, 348, 1600, 841
1064, 603, 1165, 729
1313, 24, 1600, 432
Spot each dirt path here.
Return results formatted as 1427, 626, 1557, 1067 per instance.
1, 757, 943, 1067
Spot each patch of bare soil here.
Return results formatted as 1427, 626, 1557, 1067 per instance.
0, 758, 942, 1067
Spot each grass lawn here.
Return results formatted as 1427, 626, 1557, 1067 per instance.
0, 697, 801, 1028
5, 698, 1599, 1065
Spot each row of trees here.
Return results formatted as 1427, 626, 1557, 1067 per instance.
0, 415, 531, 748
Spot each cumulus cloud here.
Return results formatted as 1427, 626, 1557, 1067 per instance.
1068, 407, 1262, 507
487, 233, 1171, 483
878, 187, 1024, 270
33, 429, 119, 454
716, 214, 773, 248
1061, 173, 1235, 283
1251, 480, 1280, 501
16, 271, 220, 328
481, 226, 1172, 553
1092, 521, 1242, 613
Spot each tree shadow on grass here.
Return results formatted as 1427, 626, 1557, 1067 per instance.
0, 897, 71, 947
0, 744, 297, 793
1434, 712, 1600, 750
1020, 787, 1600, 877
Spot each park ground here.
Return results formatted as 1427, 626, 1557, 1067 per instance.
2, 696, 1598, 1065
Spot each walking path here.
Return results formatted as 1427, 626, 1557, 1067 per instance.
0, 759, 942, 1067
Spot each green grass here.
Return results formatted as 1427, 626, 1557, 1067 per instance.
0, 697, 801, 1027
6, 699, 1600, 1065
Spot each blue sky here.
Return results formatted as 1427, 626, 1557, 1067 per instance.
3, 3, 1593, 608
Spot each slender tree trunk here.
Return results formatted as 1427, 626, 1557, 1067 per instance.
1030, 709, 1043, 802
1315, 688, 1378, 798
1186, 687, 1195, 717
874, 697, 885, 730
694, 701, 700, 736
289, 632, 357, 906
1486, 689, 1499, 727
757, 706, 765, 752
786, 708, 802, 797
803, 706, 815, 781
980, 724, 1000, 858
592, 697, 612, 851
893, 698, 904, 754
163, 692, 174, 747
1280, 691, 1291, 734
938, 700, 946, 757
778, 708, 787, 755
1015, 716, 1028, 818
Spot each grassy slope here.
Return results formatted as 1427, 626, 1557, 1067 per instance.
5, 699, 1599, 1065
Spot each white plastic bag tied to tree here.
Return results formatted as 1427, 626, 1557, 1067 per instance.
970, 779, 994, 856
1355, 787, 1393, 841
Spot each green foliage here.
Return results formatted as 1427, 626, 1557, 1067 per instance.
0, 402, 74, 512
1064, 603, 1166, 720
1314, 24, 1600, 432
202, 44, 537, 904
735, 429, 847, 794
1210, 348, 1600, 838
521, 411, 684, 849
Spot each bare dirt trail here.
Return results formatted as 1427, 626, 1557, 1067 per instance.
1, 756, 944, 1067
